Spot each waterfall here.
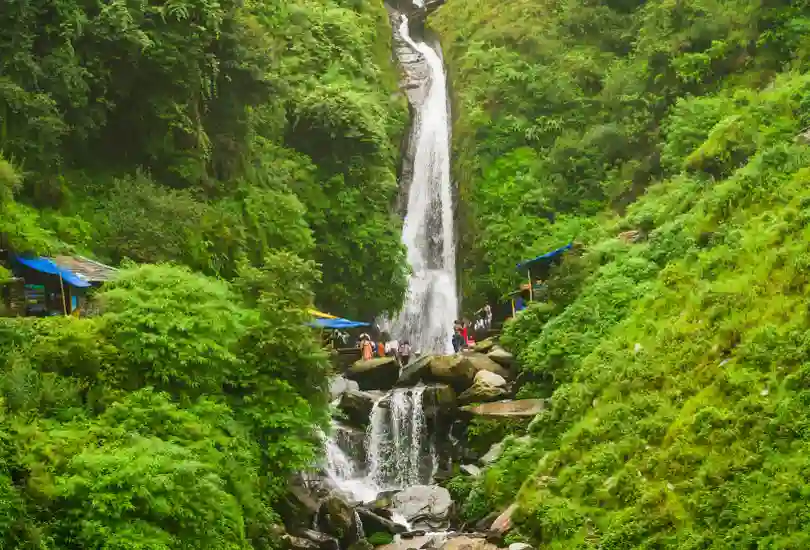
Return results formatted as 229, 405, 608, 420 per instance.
367, 387, 435, 490
323, 387, 435, 501
389, 15, 458, 355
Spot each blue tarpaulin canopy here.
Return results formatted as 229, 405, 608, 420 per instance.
309, 317, 370, 329
516, 243, 573, 272
14, 256, 92, 288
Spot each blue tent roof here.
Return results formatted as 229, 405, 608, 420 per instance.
308, 317, 370, 330
516, 242, 573, 271
14, 256, 92, 288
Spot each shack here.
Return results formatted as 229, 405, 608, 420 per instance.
7, 254, 117, 316
507, 242, 572, 315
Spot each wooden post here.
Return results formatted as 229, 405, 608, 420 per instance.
527, 270, 533, 302
58, 273, 67, 316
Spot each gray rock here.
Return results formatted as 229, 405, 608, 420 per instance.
317, 492, 363, 547
295, 529, 340, 550
338, 390, 380, 427
283, 535, 321, 550
357, 507, 407, 535
461, 399, 546, 418
474, 370, 507, 388
460, 464, 482, 477
330, 376, 360, 400
458, 352, 510, 379
390, 485, 453, 530
458, 379, 508, 405
490, 503, 518, 535
278, 476, 320, 530
509, 544, 533, 550
480, 441, 506, 466
398, 354, 434, 386
346, 357, 401, 390
487, 346, 515, 369
472, 338, 496, 353
421, 383, 456, 419
428, 355, 477, 391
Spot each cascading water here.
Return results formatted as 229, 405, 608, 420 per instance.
367, 386, 435, 489
323, 388, 435, 502
388, 14, 458, 355
320, 11, 454, 533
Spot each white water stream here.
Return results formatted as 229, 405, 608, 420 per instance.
320, 14, 454, 544
388, 14, 458, 356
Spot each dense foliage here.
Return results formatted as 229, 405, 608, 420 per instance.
1, 0, 408, 547
433, 0, 810, 546
0, 0, 408, 319
0, 259, 329, 548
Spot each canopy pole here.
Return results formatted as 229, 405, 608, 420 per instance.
527, 270, 533, 302
58, 273, 67, 316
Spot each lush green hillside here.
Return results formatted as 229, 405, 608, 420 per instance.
0, 0, 405, 547
1, 0, 407, 320
433, 0, 810, 546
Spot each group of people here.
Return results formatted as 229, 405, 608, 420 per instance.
452, 304, 493, 353
358, 333, 413, 365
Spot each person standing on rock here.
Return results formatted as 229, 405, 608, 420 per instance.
360, 334, 374, 361
399, 340, 412, 365
452, 320, 463, 353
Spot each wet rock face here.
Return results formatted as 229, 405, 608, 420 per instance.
338, 389, 382, 428
330, 376, 360, 401
486, 346, 515, 368
398, 354, 434, 386
357, 507, 408, 536
292, 529, 340, 550
317, 492, 363, 547
346, 357, 401, 390
391, 485, 453, 531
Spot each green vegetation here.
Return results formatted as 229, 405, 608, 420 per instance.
0, 0, 407, 320
433, 0, 810, 546
0, 260, 328, 548
0, 0, 407, 547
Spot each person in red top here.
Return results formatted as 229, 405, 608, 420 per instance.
461, 319, 470, 349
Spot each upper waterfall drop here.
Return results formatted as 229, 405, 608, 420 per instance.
390, 14, 458, 355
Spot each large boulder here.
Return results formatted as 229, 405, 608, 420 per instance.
398, 354, 434, 386
422, 383, 456, 419
317, 492, 363, 547
390, 485, 453, 531
480, 440, 506, 466
346, 357, 400, 390
294, 529, 340, 550
278, 476, 321, 531
473, 338, 496, 353
338, 390, 381, 427
283, 535, 320, 550
458, 352, 510, 379
487, 346, 516, 369
475, 370, 507, 388
460, 464, 482, 477
428, 355, 477, 391
357, 507, 408, 535
490, 503, 518, 535
460, 399, 546, 418
458, 379, 508, 405
330, 376, 360, 401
